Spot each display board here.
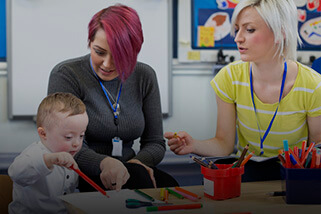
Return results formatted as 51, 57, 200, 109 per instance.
7, 0, 171, 117
192, 0, 321, 50
0, 0, 5, 60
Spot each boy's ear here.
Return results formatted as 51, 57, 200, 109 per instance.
37, 127, 47, 140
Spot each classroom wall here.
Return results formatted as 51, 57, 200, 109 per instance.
0, 67, 38, 153
1, 0, 319, 153
0, 62, 217, 153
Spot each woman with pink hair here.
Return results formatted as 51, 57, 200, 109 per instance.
48, 4, 177, 192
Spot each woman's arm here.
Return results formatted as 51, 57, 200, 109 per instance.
166, 95, 236, 157
307, 115, 321, 146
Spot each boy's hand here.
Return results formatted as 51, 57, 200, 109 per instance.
43, 152, 78, 170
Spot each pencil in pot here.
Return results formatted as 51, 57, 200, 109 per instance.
301, 142, 315, 166
240, 151, 254, 167
232, 144, 249, 168
283, 140, 292, 168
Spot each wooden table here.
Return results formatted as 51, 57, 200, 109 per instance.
62, 180, 321, 214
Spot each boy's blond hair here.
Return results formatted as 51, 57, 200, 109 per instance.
36, 92, 86, 128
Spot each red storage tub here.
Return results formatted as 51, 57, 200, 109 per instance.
201, 164, 244, 200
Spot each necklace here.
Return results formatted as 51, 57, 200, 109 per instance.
101, 83, 121, 116
250, 61, 287, 155
90, 57, 122, 126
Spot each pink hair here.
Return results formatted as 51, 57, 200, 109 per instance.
88, 4, 144, 81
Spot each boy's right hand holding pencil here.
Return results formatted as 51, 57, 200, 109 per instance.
43, 152, 78, 170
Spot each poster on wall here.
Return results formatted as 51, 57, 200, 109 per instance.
192, 0, 321, 51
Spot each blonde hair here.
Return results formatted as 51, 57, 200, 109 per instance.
230, 0, 302, 60
36, 92, 86, 128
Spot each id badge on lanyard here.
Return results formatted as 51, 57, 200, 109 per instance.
90, 57, 123, 157
112, 137, 123, 157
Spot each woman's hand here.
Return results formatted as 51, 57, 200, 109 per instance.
100, 157, 130, 191
164, 131, 195, 155
127, 159, 157, 188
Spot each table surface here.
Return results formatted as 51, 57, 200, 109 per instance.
63, 180, 321, 214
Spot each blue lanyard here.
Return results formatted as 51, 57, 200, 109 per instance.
250, 62, 287, 155
90, 58, 122, 125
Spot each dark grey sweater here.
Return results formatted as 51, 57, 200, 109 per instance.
48, 54, 165, 176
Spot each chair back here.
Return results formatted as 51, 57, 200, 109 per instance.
0, 175, 13, 214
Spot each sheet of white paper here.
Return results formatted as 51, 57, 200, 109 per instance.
59, 189, 163, 214
249, 155, 278, 162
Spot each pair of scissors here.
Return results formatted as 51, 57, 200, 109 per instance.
125, 199, 171, 208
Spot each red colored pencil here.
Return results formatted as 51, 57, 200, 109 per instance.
300, 140, 307, 162
301, 142, 315, 165
311, 148, 317, 168
316, 154, 321, 169
294, 146, 299, 157
289, 148, 304, 168
70, 165, 109, 197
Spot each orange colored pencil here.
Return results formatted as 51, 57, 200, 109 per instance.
174, 187, 201, 199
278, 154, 286, 167
164, 189, 169, 203
240, 151, 254, 167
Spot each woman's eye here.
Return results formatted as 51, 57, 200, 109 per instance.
65, 136, 72, 140
247, 29, 255, 33
93, 48, 105, 56
95, 50, 104, 56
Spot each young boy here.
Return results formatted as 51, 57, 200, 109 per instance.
8, 92, 89, 214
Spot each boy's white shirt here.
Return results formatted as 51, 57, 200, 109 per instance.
8, 141, 78, 214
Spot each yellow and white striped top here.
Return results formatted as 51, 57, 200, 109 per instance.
211, 60, 321, 157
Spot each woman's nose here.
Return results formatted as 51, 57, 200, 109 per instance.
103, 55, 113, 68
234, 30, 244, 43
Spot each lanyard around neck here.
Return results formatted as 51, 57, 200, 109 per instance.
250, 61, 287, 155
90, 58, 122, 126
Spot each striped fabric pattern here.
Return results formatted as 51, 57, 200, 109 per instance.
211, 60, 321, 157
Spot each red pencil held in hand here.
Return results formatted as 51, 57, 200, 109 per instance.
70, 165, 109, 197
